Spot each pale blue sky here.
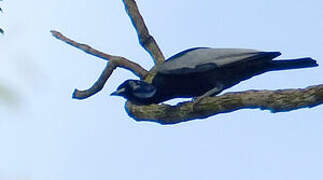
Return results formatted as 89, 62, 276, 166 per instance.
0, 0, 323, 180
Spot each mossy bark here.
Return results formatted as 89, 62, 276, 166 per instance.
126, 84, 323, 124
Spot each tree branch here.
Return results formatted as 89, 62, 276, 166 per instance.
72, 62, 116, 99
126, 84, 323, 125
51, 0, 166, 99
122, 0, 165, 65
51, 30, 148, 78
51, 30, 149, 99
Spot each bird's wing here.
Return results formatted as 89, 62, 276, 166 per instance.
157, 48, 281, 75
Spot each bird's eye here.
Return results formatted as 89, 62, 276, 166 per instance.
132, 84, 140, 90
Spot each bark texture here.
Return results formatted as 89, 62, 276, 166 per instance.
126, 85, 323, 124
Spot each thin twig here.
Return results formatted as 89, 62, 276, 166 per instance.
51, 30, 148, 78
122, 0, 165, 65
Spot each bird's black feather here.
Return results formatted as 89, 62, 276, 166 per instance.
112, 47, 318, 104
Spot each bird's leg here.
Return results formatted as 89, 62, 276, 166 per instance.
194, 83, 224, 103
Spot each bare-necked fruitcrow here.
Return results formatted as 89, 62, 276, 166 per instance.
111, 47, 318, 104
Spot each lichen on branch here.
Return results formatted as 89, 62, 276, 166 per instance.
126, 84, 323, 124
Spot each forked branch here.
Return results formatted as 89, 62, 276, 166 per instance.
51, 0, 322, 123
51, 30, 148, 99
50, 0, 165, 99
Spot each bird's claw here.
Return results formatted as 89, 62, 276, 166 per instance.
192, 96, 205, 111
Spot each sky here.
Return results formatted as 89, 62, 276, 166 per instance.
0, 0, 323, 180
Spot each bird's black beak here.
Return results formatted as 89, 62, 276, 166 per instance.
110, 91, 119, 96
110, 88, 126, 96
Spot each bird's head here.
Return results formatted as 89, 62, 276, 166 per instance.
111, 80, 157, 104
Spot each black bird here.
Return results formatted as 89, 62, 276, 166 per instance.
111, 47, 318, 104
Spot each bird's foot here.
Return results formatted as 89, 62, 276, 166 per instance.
193, 96, 205, 104
192, 96, 206, 111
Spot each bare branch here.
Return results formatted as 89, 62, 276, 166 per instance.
122, 0, 165, 65
72, 62, 116, 99
51, 30, 148, 78
126, 84, 323, 125
51, 30, 149, 99
50, 0, 166, 100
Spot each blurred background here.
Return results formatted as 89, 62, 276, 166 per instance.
0, 0, 323, 179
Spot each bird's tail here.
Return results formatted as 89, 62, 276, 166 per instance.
268, 58, 318, 71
